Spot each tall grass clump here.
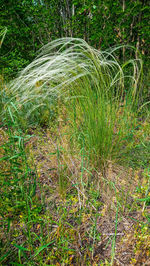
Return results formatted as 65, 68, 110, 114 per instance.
5, 38, 142, 166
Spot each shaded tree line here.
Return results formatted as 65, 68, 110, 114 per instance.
0, 0, 149, 78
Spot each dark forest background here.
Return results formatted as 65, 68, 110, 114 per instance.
0, 0, 149, 79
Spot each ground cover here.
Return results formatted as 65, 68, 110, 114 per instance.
0, 114, 149, 265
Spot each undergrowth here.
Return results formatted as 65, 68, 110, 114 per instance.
0, 109, 149, 265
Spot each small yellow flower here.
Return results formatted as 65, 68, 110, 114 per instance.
131, 258, 136, 264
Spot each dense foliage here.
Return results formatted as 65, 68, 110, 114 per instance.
0, 0, 150, 77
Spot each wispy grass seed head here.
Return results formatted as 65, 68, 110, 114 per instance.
4, 38, 142, 165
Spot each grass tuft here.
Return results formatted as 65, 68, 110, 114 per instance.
3, 38, 143, 166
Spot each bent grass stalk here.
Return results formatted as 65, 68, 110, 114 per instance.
5, 38, 142, 166
0, 27, 7, 48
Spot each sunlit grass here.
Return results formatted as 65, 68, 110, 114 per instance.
3, 38, 142, 166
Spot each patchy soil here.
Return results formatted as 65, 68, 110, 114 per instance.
22, 127, 150, 265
